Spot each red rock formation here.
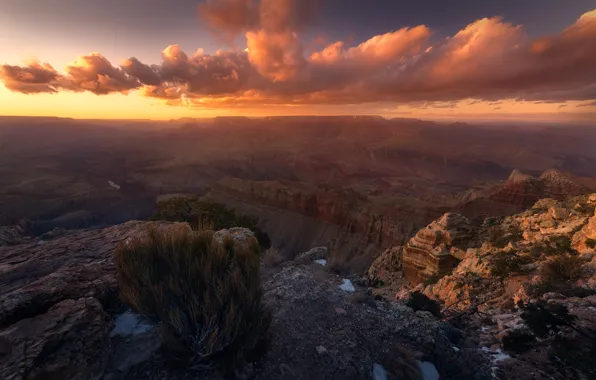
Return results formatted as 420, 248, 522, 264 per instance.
402, 213, 475, 284
206, 178, 447, 272
457, 169, 591, 219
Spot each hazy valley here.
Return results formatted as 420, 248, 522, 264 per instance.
2, 116, 596, 267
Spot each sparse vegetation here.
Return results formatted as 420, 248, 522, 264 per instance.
502, 328, 536, 354
516, 300, 596, 378
406, 292, 441, 318
490, 251, 532, 279
586, 238, 596, 249
381, 346, 422, 380
151, 196, 270, 249
536, 235, 574, 256
518, 301, 577, 338
423, 274, 443, 286
526, 254, 588, 298
540, 254, 586, 283
262, 247, 286, 267
486, 223, 523, 248
115, 228, 270, 366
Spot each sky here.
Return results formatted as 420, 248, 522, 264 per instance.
1, 0, 596, 121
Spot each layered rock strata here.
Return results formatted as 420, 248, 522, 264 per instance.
402, 213, 475, 284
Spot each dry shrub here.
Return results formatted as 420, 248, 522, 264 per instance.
262, 247, 285, 267
115, 228, 270, 366
327, 249, 349, 276
540, 254, 587, 283
406, 292, 441, 318
382, 345, 422, 380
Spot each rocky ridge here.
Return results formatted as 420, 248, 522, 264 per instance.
0, 220, 491, 380
368, 193, 596, 379
457, 169, 591, 218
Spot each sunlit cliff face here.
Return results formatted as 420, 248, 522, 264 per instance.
1, 1, 596, 120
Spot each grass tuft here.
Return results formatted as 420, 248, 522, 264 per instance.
115, 227, 270, 367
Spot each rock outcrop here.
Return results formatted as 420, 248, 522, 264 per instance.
0, 225, 28, 246
402, 213, 475, 284
1, 297, 112, 380
572, 204, 596, 254
0, 220, 491, 380
0, 220, 190, 328
376, 193, 596, 379
457, 169, 591, 219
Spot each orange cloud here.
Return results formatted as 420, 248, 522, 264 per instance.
0, 61, 64, 94
2, 6, 596, 109
65, 53, 140, 95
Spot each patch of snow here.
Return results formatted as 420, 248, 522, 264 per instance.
416, 361, 439, 380
314, 259, 327, 266
452, 346, 460, 352
110, 311, 153, 337
339, 279, 355, 292
316, 345, 327, 354
481, 326, 488, 333
108, 180, 121, 190
492, 349, 510, 363
372, 363, 388, 380
479, 347, 512, 378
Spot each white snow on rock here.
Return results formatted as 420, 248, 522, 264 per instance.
339, 279, 355, 292
372, 363, 388, 380
110, 311, 153, 337
416, 361, 440, 380
108, 180, 121, 190
314, 259, 327, 266
481, 347, 511, 378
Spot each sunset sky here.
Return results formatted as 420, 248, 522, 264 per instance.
1, 0, 596, 121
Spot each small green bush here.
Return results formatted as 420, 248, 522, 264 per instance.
115, 228, 270, 365
490, 251, 532, 279
406, 292, 441, 318
502, 328, 536, 354
151, 196, 270, 249
518, 301, 576, 338
540, 254, 586, 283
487, 224, 523, 249
538, 235, 573, 256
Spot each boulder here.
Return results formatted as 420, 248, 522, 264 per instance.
366, 246, 402, 286
0, 225, 28, 247
0, 297, 112, 380
213, 227, 258, 249
0, 221, 190, 328
295, 246, 328, 263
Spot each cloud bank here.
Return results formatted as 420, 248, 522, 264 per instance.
2, 1, 596, 108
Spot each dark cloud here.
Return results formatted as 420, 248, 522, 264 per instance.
576, 100, 596, 107
65, 54, 140, 95
121, 58, 161, 86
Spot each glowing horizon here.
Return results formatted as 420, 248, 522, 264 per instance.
1, 1, 596, 122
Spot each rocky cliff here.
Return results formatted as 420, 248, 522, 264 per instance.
369, 193, 596, 379
205, 178, 446, 274
401, 213, 477, 284
0, 221, 490, 380
457, 169, 591, 218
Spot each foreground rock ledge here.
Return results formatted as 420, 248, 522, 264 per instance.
0, 221, 490, 379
